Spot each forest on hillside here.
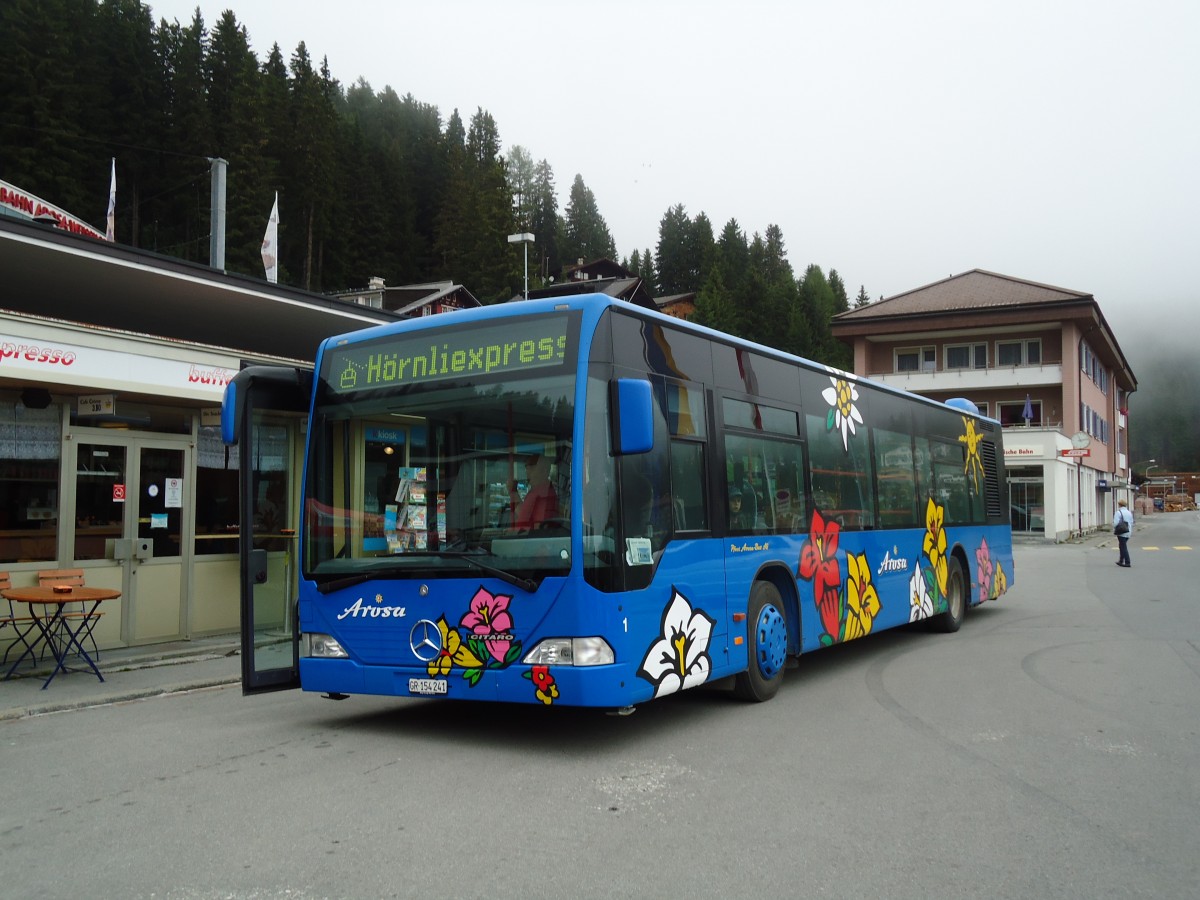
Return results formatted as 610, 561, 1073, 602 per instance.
0, 0, 856, 368
3, 2, 1192, 466
1122, 329, 1200, 471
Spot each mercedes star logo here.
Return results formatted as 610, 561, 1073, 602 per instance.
409, 619, 442, 662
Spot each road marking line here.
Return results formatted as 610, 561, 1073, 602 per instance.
1172, 546, 1192, 551
1142, 546, 1160, 551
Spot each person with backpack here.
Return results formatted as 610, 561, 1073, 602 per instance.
1113, 498, 1134, 567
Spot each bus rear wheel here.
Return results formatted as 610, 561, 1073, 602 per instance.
734, 581, 788, 702
931, 557, 965, 633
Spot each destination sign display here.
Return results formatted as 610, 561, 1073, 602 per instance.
324, 314, 570, 394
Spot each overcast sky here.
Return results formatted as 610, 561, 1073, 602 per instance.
149, 0, 1197, 344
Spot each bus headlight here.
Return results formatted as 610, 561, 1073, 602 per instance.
302, 633, 349, 658
523, 637, 614, 666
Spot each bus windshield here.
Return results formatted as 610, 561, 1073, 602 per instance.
303, 323, 577, 584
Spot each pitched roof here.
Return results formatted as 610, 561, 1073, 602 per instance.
386, 282, 479, 317
526, 275, 657, 311
833, 269, 1092, 321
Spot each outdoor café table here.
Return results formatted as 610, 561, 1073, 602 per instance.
2, 585, 119, 689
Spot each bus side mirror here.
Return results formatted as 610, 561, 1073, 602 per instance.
612, 378, 653, 455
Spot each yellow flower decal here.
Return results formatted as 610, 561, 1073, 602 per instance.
923, 498, 948, 598
991, 562, 1008, 599
427, 618, 454, 677
426, 616, 484, 677
959, 416, 985, 491
843, 552, 881, 640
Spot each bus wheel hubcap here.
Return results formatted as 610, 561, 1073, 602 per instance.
756, 604, 787, 679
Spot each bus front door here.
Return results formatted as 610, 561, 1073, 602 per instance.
224, 366, 310, 694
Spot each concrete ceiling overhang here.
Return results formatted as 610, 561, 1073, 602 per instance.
0, 216, 403, 362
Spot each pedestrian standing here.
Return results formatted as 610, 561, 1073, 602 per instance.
1113, 498, 1134, 567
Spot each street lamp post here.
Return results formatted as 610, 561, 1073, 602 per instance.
1142, 464, 1162, 510
507, 232, 535, 300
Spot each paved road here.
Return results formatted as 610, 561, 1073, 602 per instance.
3, 515, 1198, 899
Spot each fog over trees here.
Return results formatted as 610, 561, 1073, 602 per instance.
3, 1, 1189, 465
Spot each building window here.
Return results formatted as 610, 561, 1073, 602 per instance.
896, 346, 936, 372
997, 400, 1042, 426
996, 339, 1041, 367
0, 399, 63, 564
1081, 342, 1109, 394
946, 343, 987, 370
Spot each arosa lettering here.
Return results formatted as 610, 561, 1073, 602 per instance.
327, 315, 570, 395
876, 550, 909, 575
337, 597, 407, 620
0, 342, 76, 366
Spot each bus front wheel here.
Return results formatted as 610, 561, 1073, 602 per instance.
734, 581, 788, 702
931, 557, 966, 633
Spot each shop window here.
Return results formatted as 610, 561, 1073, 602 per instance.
195, 425, 239, 554
194, 421, 291, 554
0, 400, 62, 563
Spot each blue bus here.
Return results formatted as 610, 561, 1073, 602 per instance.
222, 294, 1013, 708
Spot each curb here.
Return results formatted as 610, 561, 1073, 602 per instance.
0, 673, 240, 722
1, 640, 242, 722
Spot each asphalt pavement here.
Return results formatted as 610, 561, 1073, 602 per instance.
0, 631, 242, 721
0, 522, 1130, 722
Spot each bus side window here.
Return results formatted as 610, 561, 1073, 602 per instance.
930, 440, 972, 524
670, 440, 707, 531
769, 444, 807, 533
806, 415, 875, 529
873, 427, 919, 528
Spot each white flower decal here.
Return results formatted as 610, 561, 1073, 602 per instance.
908, 568, 933, 623
821, 368, 864, 451
638, 588, 716, 698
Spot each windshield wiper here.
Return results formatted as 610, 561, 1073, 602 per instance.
314, 554, 537, 594
421, 551, 538, 592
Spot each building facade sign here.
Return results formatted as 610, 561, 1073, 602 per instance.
1004, 441, 1047, 460
0, 178, 105, 240
1, 331, 237, 400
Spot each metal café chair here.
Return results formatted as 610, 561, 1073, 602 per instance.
1, 571, 44, 668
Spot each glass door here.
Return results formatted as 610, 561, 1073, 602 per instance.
131, 444, 188, 642
1008, 478, 1044, 534
73, 438, 190, 644
73, 443, 127, 562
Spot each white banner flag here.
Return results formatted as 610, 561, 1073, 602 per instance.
104, 158, 116, 242
261, 192, 279, 284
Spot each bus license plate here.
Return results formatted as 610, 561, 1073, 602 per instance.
409, 678, 448, 695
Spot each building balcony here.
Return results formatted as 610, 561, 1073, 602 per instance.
867, 363, 1064, 394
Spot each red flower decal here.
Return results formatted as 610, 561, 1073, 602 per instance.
799, 509, 843, 639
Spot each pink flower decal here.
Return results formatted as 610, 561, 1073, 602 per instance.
460, 586, 515, 663
975, 539, 993, 604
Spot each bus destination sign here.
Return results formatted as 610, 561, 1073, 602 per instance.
326, 315, 569, 395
